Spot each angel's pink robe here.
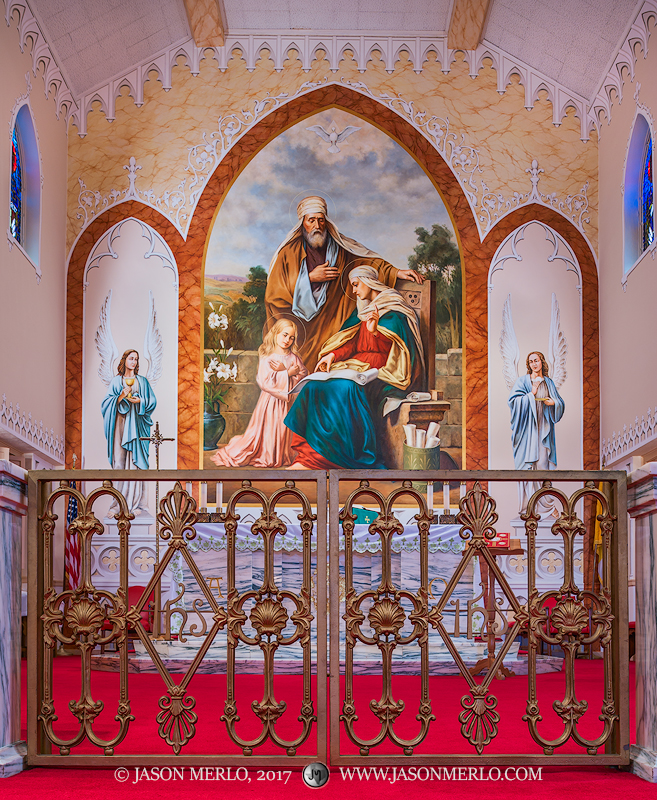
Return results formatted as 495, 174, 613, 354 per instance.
211, 352, 308, 468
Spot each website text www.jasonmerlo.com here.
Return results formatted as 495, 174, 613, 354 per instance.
337, 766, 543, 783
114, 765, 543, 785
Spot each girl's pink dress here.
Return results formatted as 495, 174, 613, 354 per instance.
211, 352, 308, 468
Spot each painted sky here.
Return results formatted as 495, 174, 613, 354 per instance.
205, 109, 455, 278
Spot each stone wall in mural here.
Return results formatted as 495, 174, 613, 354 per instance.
203, 109, 463, 470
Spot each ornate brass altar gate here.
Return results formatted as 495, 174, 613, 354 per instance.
27, 469, 629, 768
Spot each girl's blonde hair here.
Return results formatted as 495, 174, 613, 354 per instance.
259, 319, 299, 357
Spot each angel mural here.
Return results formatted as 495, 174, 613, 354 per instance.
96, 290, 162, 515
500, 292, 567, 514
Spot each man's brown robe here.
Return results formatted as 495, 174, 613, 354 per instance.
265, 234, 398, 369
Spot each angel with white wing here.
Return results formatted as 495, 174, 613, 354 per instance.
97, 290, 161, 514
500, 293, 567, 513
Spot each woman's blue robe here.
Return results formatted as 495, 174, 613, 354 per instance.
284, 310, 422, 469
508, 374, 564, 470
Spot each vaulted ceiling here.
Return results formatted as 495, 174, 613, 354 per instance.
28, 0, 639, 102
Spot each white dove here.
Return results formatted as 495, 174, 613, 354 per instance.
306, 124, 361, 153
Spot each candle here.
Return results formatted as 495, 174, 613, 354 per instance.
443, 481, 451, 513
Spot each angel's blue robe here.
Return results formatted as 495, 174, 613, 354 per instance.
101, 374, 157, 470
508, 374, 564, 470
284, 309, 422, 469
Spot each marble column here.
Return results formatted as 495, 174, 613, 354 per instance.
629, 463, 657, 782
0, 460, 27, 777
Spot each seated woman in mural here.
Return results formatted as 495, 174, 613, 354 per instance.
212, 319, 308, 468
285, 265, 425, 469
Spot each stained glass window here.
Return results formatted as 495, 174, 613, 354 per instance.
642, 133, 654, 252
10, 126, 22, 243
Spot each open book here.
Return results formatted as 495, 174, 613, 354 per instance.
290, 367, 380, 394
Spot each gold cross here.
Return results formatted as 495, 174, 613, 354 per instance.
140, 421, 175, 470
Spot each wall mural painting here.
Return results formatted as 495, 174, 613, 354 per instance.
203, 109, 463, 470
81, 218, 179, 523
488, 221, 583, 527
96, 290, 161, 515
500, 293, 567, 516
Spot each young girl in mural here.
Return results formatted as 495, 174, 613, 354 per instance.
211, 319, 308, 468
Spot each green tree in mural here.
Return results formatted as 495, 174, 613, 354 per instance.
407, 224, 462, 352
229, 266, 268, 350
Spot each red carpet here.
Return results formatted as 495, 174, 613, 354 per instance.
5, 657, 651, 798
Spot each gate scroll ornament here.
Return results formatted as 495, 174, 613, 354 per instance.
339, 478, 619, 757
39, 480, 135, 755
522, 481, 618, 755
340, 480, 529, 755
39, 480, 231, 755
220, 479, 316, 755
340, 480, 435, 756
37, 477, 318, 757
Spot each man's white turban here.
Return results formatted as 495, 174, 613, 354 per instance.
296, 196, 327, 219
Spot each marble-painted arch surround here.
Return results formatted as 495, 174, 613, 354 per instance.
65, 85, 600, 471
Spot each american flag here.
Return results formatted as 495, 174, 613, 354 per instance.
64, 481, 81, 591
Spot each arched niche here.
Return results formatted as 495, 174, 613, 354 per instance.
9, 103, 41, 276
623, 111, 655, 283
81, 218, 179, 503
66, 85, 480, 468
65, 89, 599, 471
487, 220, 584, 525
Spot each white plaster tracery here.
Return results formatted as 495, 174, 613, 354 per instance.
488, 221, 583, 294
82, 217, 178, 290
0, 393, 64, 463
3, 0, 77, 124
480, 159, 591, 238
68, 33, 594, 140
590, 0, 657, 131
4, 0, 657, 141
602, 406, 657, 467
71, 81, 595, 253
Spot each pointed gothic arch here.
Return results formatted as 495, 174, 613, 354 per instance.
66, 85, 598, 470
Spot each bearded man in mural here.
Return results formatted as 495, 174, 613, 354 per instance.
265, 196, 423, 369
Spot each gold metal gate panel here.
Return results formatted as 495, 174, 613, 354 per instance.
27, 470, 327, 767
328, 470, 629, 766
28, 468, 628, 767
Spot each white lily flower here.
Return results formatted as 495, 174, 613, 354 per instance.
209, 302, 214, 310
227, 347, 233, 356
203, 369, 212, 383
208, 312, 221, 329
209, 358, 219, 372
220, 340, 224, 349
